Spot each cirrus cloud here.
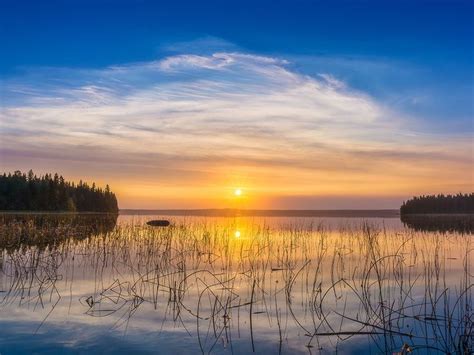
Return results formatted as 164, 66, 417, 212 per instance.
0, 51, 472, 208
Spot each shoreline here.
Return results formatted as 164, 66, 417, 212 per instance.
119, 209, 401, 218
2, 210, 473, 218
0, 211, 118, 215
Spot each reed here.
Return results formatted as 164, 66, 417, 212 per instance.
0, 216, 472, 353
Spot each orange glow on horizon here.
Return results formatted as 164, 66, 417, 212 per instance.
16, 152, 472, 210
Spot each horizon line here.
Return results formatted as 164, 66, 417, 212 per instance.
119, 208, 400, 217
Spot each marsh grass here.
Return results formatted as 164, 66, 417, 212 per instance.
0, 216, 472, 354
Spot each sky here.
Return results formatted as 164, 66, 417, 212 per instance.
1, 0, 473, 209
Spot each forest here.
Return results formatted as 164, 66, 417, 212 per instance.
0, 170, 119, 212
400, 193, 474, 215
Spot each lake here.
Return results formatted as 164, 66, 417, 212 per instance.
0, 213, 472, 354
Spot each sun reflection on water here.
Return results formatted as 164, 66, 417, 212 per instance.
0, 214, 471, 354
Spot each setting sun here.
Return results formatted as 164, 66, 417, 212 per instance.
234, 188, 242, 196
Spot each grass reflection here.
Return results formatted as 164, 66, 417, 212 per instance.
0, 215, 472, 354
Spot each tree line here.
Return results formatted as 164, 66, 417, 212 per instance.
400, 193, 474, 215
0, 170, 119, 212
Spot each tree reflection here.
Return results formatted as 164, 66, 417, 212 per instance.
401, 214, 473, 234
0, 213, 118, 250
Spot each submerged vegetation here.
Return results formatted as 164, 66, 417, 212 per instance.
0, 215, 472, 353
400, 193, 474, 215
0, 170, 119, 212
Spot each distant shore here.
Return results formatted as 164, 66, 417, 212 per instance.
0, 211, 117, 215
3, 210, 474, 218
400, 213, 474, 217
119, 209, 401, 218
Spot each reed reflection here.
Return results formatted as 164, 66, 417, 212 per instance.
0, 216, 471, 354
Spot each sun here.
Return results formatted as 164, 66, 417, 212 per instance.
234, 188, 242, 196
234, 230, 241, 238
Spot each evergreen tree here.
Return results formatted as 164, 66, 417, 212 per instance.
0, 171, 119, 212
400, 193, 474, 214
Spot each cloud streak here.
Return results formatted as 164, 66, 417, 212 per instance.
1, 51, 472, 208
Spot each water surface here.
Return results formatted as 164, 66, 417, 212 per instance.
0, 213, 472, 354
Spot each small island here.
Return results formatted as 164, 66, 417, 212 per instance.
400, 193, 474, 215
400, 193, 473, 233
0, 170, 118, 213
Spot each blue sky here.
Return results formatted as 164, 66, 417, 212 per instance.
0, 0, 472, 208
2, 0, 472, 130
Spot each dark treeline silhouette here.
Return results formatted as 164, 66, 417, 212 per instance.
400, 193, 474, 215
0, 170, 119, 212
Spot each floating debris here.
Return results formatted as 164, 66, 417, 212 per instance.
146, 220, 170, 227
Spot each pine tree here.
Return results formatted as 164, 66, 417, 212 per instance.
0, 171, 119, 212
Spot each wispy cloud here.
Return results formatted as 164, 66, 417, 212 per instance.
1, 51, 472, 208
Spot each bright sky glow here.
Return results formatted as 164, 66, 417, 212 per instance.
0, 1, 472, 209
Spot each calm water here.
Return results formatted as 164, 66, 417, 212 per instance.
0, 213, 472, 354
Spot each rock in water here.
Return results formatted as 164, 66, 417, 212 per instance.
146, 220, 170, 227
